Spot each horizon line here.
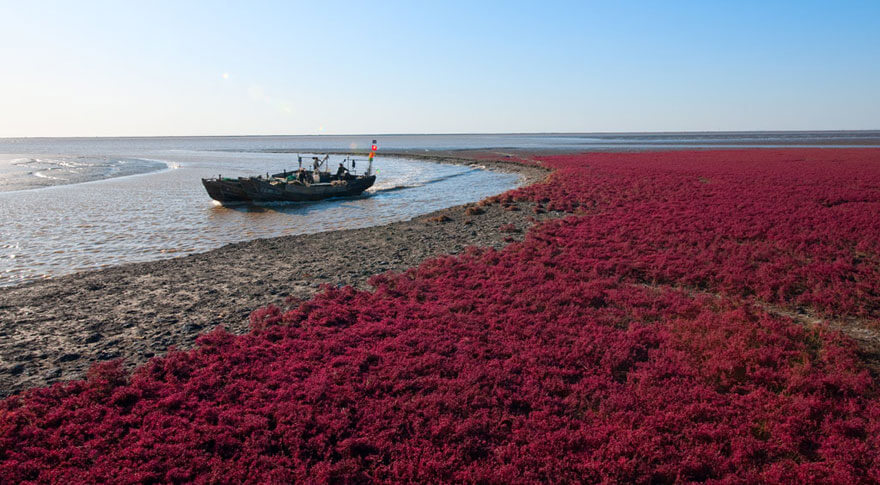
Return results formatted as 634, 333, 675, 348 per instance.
3, 128, 880, 141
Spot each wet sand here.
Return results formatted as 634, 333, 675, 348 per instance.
0, 155, 549, 397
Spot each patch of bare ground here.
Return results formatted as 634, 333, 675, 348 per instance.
759, 303, 880, 376
632, 282, 880, 377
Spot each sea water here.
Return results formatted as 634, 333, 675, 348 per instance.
1, 132, 878, 286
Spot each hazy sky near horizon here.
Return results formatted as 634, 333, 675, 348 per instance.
1, 1, 878, 137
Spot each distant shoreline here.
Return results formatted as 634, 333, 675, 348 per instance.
3, 129, 880, 141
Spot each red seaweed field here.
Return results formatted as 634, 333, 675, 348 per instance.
3, 149, 880, 483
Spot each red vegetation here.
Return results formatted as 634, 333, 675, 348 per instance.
428, 214, 453, 223
464, 205, 485, 216
2, 149, 880, 483
498, 223, 520, 233
497, 149, 880, 320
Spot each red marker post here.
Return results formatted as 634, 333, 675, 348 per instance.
367, 139, 377, 175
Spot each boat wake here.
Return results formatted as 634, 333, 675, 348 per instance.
370, 168, 480, 194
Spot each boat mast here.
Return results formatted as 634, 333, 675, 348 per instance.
367, 139, 377, 175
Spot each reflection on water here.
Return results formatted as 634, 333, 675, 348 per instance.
0, 151, 519, 287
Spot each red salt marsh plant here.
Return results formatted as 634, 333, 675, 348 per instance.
498, 223, 519, 233
2, 149, 880, 483
502, 149, 880, 321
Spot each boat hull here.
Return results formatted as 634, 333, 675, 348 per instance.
201, 178, 250, 203
202, 175, 376, 203
240, 175, 376, 202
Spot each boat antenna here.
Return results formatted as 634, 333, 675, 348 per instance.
298, 155, 302, 169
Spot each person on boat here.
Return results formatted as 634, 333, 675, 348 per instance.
296, 169, 307, 183
336, 163, 349, 180
311, 154, 330, 172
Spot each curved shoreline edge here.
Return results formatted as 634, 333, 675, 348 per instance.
0, 157, 172, 194
0, 151, 551, 396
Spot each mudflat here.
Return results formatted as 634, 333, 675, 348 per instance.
0, 156, 549, 397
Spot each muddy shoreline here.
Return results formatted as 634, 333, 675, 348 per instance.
0, 154, 550, 397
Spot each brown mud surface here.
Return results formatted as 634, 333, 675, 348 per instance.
0, 155, 550, 397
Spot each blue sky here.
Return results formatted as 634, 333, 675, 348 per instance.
1, 0, 878, 136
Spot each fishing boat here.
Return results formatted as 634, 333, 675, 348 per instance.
237, 169, 376, 203
202, 142, 378, 204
